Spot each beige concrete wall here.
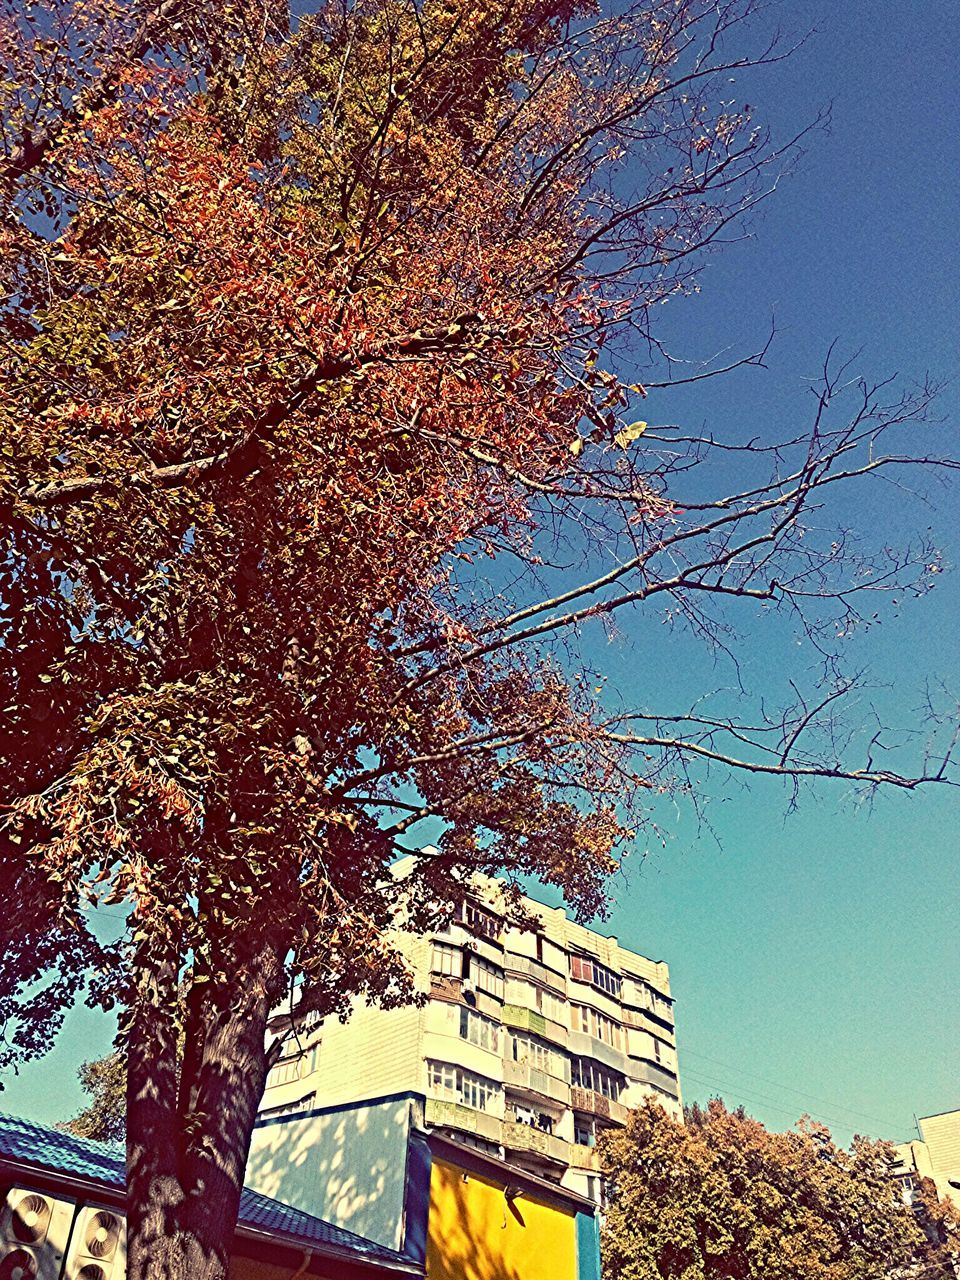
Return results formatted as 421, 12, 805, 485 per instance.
916, 1111, 960, 1206
919, 1111, 960, 1176
264, 1000, 424, 1115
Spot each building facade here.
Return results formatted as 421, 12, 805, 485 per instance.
894, 1109, 960, 1208
256, 871, 682, 1203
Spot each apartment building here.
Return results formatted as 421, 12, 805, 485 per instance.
894, 1109, 960, 1208
257, 866, 682, 1203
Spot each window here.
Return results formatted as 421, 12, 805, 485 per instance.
574, 1118, 595, 1147
569, 954, 621, 998
428, 1061, 501, 1112
584, 1176, 607, 1209
460, 1069, 501, 1111
461, 900, 501, 940
459, 1007, 500, 1053
427, 1061, 458, 1100
632, 979, 673, 1021
267, 1056, 303, 1088
571, 1057, 623, 1101
511, 1034, 565, 1077
537, 988, 567, 1023
472, 955, 505, 999
431, 942, 459, 977
285, 1007, 322, 1039
571, 1003, 623, 1049
260, 1092, 316, 1119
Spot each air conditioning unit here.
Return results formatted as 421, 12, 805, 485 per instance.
63, 1206, 126, 1280
0, 1188, 74, 1280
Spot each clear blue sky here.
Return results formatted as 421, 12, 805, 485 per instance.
599, 0, 960, 1148
2, 0, 957, 1150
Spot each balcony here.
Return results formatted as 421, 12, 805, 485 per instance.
424, 1098, 503, 1144
503, 954, 567, 993
429, 974, 463, 1004
502, 1121, 570, 1166
568, 1142, 600, 1172
501, 1003, 567, 1045
571, 1087, 627, 1125
630, 1057, 680, 1098
503, 1059, 570, 1107
622, 1002, 674, 1034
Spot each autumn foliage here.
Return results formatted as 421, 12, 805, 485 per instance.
600, 1100, 960, 1280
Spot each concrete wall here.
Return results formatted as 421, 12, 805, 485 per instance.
263, 1000, 425, 1115
917, 1111, 960, 1207
247, 1095, 417, 1253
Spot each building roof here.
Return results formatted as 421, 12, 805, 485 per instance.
0, 1111, 419, 1275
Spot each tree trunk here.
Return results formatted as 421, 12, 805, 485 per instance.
125, 933, 285, 1280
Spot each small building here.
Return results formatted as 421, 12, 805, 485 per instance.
0, 1111, 420, 1280
247, 1091, 601, 1280
0, 1104, 601, 1280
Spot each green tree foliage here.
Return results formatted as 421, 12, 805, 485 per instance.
599, 1099, 960, 1280
62, 1051, 126, 1144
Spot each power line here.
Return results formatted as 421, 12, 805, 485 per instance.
680, 1045, 898, 1130
680, 1068, 886, 1135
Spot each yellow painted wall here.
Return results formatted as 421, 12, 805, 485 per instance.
231, 1255, 338, 1280
426, 1158, 577, 1280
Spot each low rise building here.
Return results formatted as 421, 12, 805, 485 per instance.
0, 1105, 601, 1280
256, 867, 682, 1203
0, 1111, 418, 1280
248, 1092, 601, 1280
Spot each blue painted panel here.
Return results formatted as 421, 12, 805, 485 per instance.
575, 1209, 601, 1280
402, 1128, 433, 1264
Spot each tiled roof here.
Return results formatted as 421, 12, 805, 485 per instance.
0, 1111, 417, 1272
0, 1112, 124, 1186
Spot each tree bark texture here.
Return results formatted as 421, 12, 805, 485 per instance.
125, 934, 284, 1280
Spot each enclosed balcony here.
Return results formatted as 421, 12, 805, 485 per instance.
503, 953, 567, 993
503, 1058, 570, 1107
501, 1003, 567, 1046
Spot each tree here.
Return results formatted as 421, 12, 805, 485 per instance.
599, 1099, 960, 1280
0, 0, 956, 1277
62, 1051, 127, 1144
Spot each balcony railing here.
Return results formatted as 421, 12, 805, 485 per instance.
501, 1003, 567, 1045
571, 1087, 627, 1125
502, 1121, 570, 1165
503, 1058, 570, 1106
568, 1142, 600, 1172
424, 1097, 503, 1143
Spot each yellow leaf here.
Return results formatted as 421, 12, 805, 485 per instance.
614, 421, 648, 449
